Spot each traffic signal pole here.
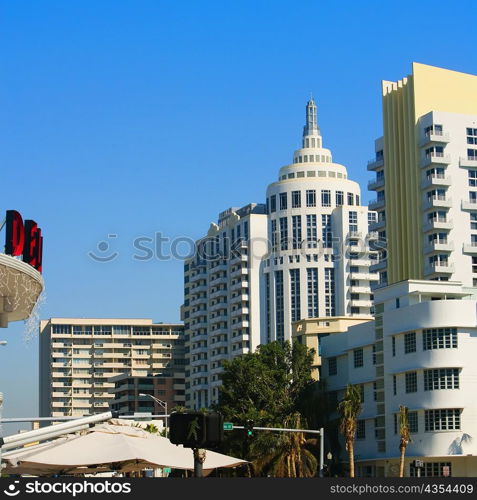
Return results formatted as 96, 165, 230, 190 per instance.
193, 448, 206, 478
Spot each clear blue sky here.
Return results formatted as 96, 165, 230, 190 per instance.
1, 0, 476, 432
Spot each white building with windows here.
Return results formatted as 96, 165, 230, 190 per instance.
321, 279, 477, 477
182, 204, 268, 409
262, 98, 378, 342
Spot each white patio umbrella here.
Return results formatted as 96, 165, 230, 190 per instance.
2, 419, 246, 476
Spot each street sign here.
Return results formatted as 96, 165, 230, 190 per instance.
223, 422, 233, 430
443, 466, 450, 477
163, 467, 171, 474
133, 412, 152, 419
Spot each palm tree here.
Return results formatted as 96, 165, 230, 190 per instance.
249, 413, 318, 477
337, 384, 362, 478
398, 405, 411, 477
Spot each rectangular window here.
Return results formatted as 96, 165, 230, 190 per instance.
328, 356, 337, 376
306, 190, 316, 207
280, 217, 288, 251
469, 170, 477, 187
393, 375, 397, 395
322, 214, 332, 248
422, 328, 457, 350
307, 268, 319, 318
347, 192, 354, 205
392, 336, 396, 356
410, 462, 452, 478
289, 269, 301, 322
292, 215, 302, 250
404, 332, 416, 354
279, 192, 287, 210
324, 268, 335, 316
372, 344, 376, 365
291, 190, 301, 208
336, 191, 344, 206
354, 348, 364, 368
356, 420, 366, 440
321, 190, 331, 207
271, 220, 278, 251
275, 271, 284, 342
306, 215, 317, 248
425, 409, 461, 432
424, 368, 459, 391
408, 411, 418, 433
405, 371, 418, 393
270, 195, 276, 213
349, 211, 358, 233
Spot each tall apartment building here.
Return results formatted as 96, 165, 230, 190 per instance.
368, 62, 477, 287
39, 318, 185, 418
320, 280, 477, 477
183, 204, 268, 409
263, 98, 378, 342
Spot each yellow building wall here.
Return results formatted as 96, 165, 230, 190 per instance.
382, 63, 477, 284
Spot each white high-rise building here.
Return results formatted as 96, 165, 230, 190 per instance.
262, 99, 378, 342
183, 204, 268, 409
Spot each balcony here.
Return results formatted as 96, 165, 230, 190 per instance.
209, 288, 228, 300
210, 313, 228, 324
350, 272, 379, 281
420, 153, 451, 168
209, 275, 228, 287
230, 293, 249, 305
424, 262, 455, 276
463, 243, 477, 254
349, 299, 373, 308
421, 175, 452, 189
368, 178, 385, 190
231, 307, 249, 317
422, 219, 453, 233
461, 200, 477, 211
422, 196, 452, 210
370, 259, 387, 272
349, 285, 372, 294
459, 156, 477, 168
230, 266, 248, 279
369, 219, 386, 231
423, 241, 454, 254
368, 198, 385, 210
367, 158, 384, 171
210, 301, 227, 312
230, 280, 249, 292
419, 131, 450, 147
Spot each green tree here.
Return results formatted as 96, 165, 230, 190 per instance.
398, 405, 411, 477
249, 413, 318, 477
337, 384, 362, 478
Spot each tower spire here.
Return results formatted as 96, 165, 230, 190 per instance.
303, 97, 320, 137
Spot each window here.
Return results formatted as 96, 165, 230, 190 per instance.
307, 268, 319, 318
392, 336, 396, 356
275, 271, 284, 342
292, 215, 302, 249
469, 170, 477, 187
322, 214, 332, 248
422, 328, 457, 350
306, 190, 316, 207
405, 371, 418, 393
356, 420, 366, 439
53, 325, 70, 334
279, 217, 288, 251
372, 344, 376, 365
393, 375, 397, 395
410, 462, 452, 478
292, 190, 301, 208
349, 211, 358, 233
354, 348, 364, 368
347, 192, 354, 205
404, 332, 416, 354
270, 195, 276, 213
336, 191, 344, 206
306, 215, 317, 248
324, 268, 335, 316
271, 219, 278, 251
290, 269, 301, 322
321, 190, 331, 207
373, 381, 377, 401
279, 193, 287, 210
425, 145, 444, 157
424, 368, 459, 390
425, 409, 461, 431
408, 411, 418, 433
328, 357, 337, 376
471, 212, 477, 230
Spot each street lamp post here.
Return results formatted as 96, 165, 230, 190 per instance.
139, 393, 168, 436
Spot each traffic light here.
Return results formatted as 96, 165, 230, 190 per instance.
169, 411, 224, 448
245, 419, 254, 437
